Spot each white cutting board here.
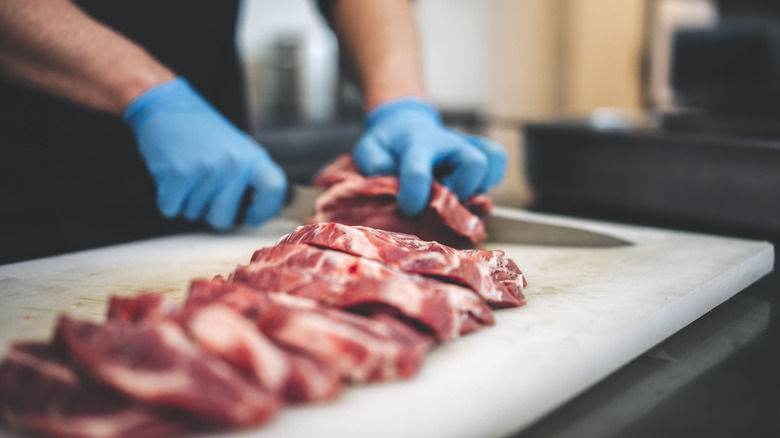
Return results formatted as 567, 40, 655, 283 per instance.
0, 210, 774, 438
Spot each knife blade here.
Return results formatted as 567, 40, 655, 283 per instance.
279, 185, 326, 223
484, 207, 632, 247
278, 186, 631, 247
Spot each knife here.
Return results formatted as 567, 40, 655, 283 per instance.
279, 185, 631, 247
279, 185, 325, 222
484, 207, 632, 247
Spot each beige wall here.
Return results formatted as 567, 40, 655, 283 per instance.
237, 0, 647, 207
481, 0, 645, 207
558, 0, 645, 116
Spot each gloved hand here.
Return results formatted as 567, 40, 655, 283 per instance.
124, 78, 287, 230
353, 97, 506, 217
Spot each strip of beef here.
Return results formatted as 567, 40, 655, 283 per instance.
184, 302, 341, 403
107, 294, 178, 323
186, 277, 433, 384
234, 243, 494, 340
107, 292, 290, 395
256, 299, 434, 382
54, 316, 278, 427
462, 249, 527, 307
184, 304, 291, 393
109, 288, 342, 404
187, 280, 343, 402
0, 342, 187, 438
275, 222, 526, 308
309, 153, 356, 187
310, 154, 491, 248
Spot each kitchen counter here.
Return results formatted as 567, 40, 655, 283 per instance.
0, 212, 774, 438
514, 262, 780, 438
511, 202, 780, 438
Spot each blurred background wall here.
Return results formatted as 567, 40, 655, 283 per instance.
235, 0, 712, 207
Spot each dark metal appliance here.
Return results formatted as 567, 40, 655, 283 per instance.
523, 0, 780, 240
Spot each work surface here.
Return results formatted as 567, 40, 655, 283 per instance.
0, 210, 774, 438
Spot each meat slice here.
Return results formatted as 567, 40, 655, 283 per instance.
185, 277, 430, 387
0, 342, 187, 438
275, 222, 526, 307
199, 288, 344, 403
183, 302, 341, 403
54, 316, 278, 427
186, 277, 267, 319
106, 287, 341, 405
310, 154, 490, 248
183, 304, 290, 394
462, 249, 527, 307
308, 153, 356, 187
107, 294, 178, 323
235, 243, 494, 340
257, 300, 434, 382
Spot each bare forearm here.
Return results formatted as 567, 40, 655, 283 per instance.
0, 0, 174, 115
331, 0, 426, 111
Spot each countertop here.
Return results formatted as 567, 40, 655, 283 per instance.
0, 210, 774, 438
512, 206, 780, 438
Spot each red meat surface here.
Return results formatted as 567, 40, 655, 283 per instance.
276, 222, 526, 307
108, 289, 342, 404
186, 277, 433, 383
237, 243, 494, 340
0, 342, 188, 438
54, 317, 278, 427
1, 223, 527, 438
310, 154, 492, 248
256, 300, 433, 382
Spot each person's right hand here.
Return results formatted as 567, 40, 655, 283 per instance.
123, 78, 287, 230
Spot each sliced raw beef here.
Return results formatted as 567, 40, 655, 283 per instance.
184, 304, 291, 393
183, 302, 341, 403
109, 288, 342, 404
462, 249, 527, 307
275, 222, 526, 307
310, 154, 491, 248
108, 291, 292, 395
308, 153, 356, 187
256, 300, 434, 382
186, 277, 433, 383
235, 243, 494, 340
107, 294, 178, 323
54, 317, 278, 427
0, 342, 187, 438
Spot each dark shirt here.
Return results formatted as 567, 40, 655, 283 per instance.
0, 0, 339, 265
0, 1, 245, 265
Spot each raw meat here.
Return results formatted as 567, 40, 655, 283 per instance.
184, 304, 292, 393
107, 294, 177, 323
310, 154, 491, 248
235, 243, 494, 340
0, 342, 187, 438
183, 300, 341, 403
108, 289, 342, 404
275, 222, 526, 307
187, 276, 434, 383
462, 249, 527, 307
54, 316, 278, 427
256, 300, 434, 382
1, 221, 527, 438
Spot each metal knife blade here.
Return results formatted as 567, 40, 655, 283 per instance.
279, 185, 326, 223
484, 207, 632, 247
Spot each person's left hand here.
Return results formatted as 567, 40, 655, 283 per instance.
352, 97, 507, 217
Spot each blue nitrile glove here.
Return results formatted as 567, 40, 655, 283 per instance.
124, 78, 287, 230
353, 97, 507, 217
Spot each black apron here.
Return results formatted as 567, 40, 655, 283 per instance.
0, 0, 245, 264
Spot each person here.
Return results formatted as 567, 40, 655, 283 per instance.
0, 0, 507, 265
